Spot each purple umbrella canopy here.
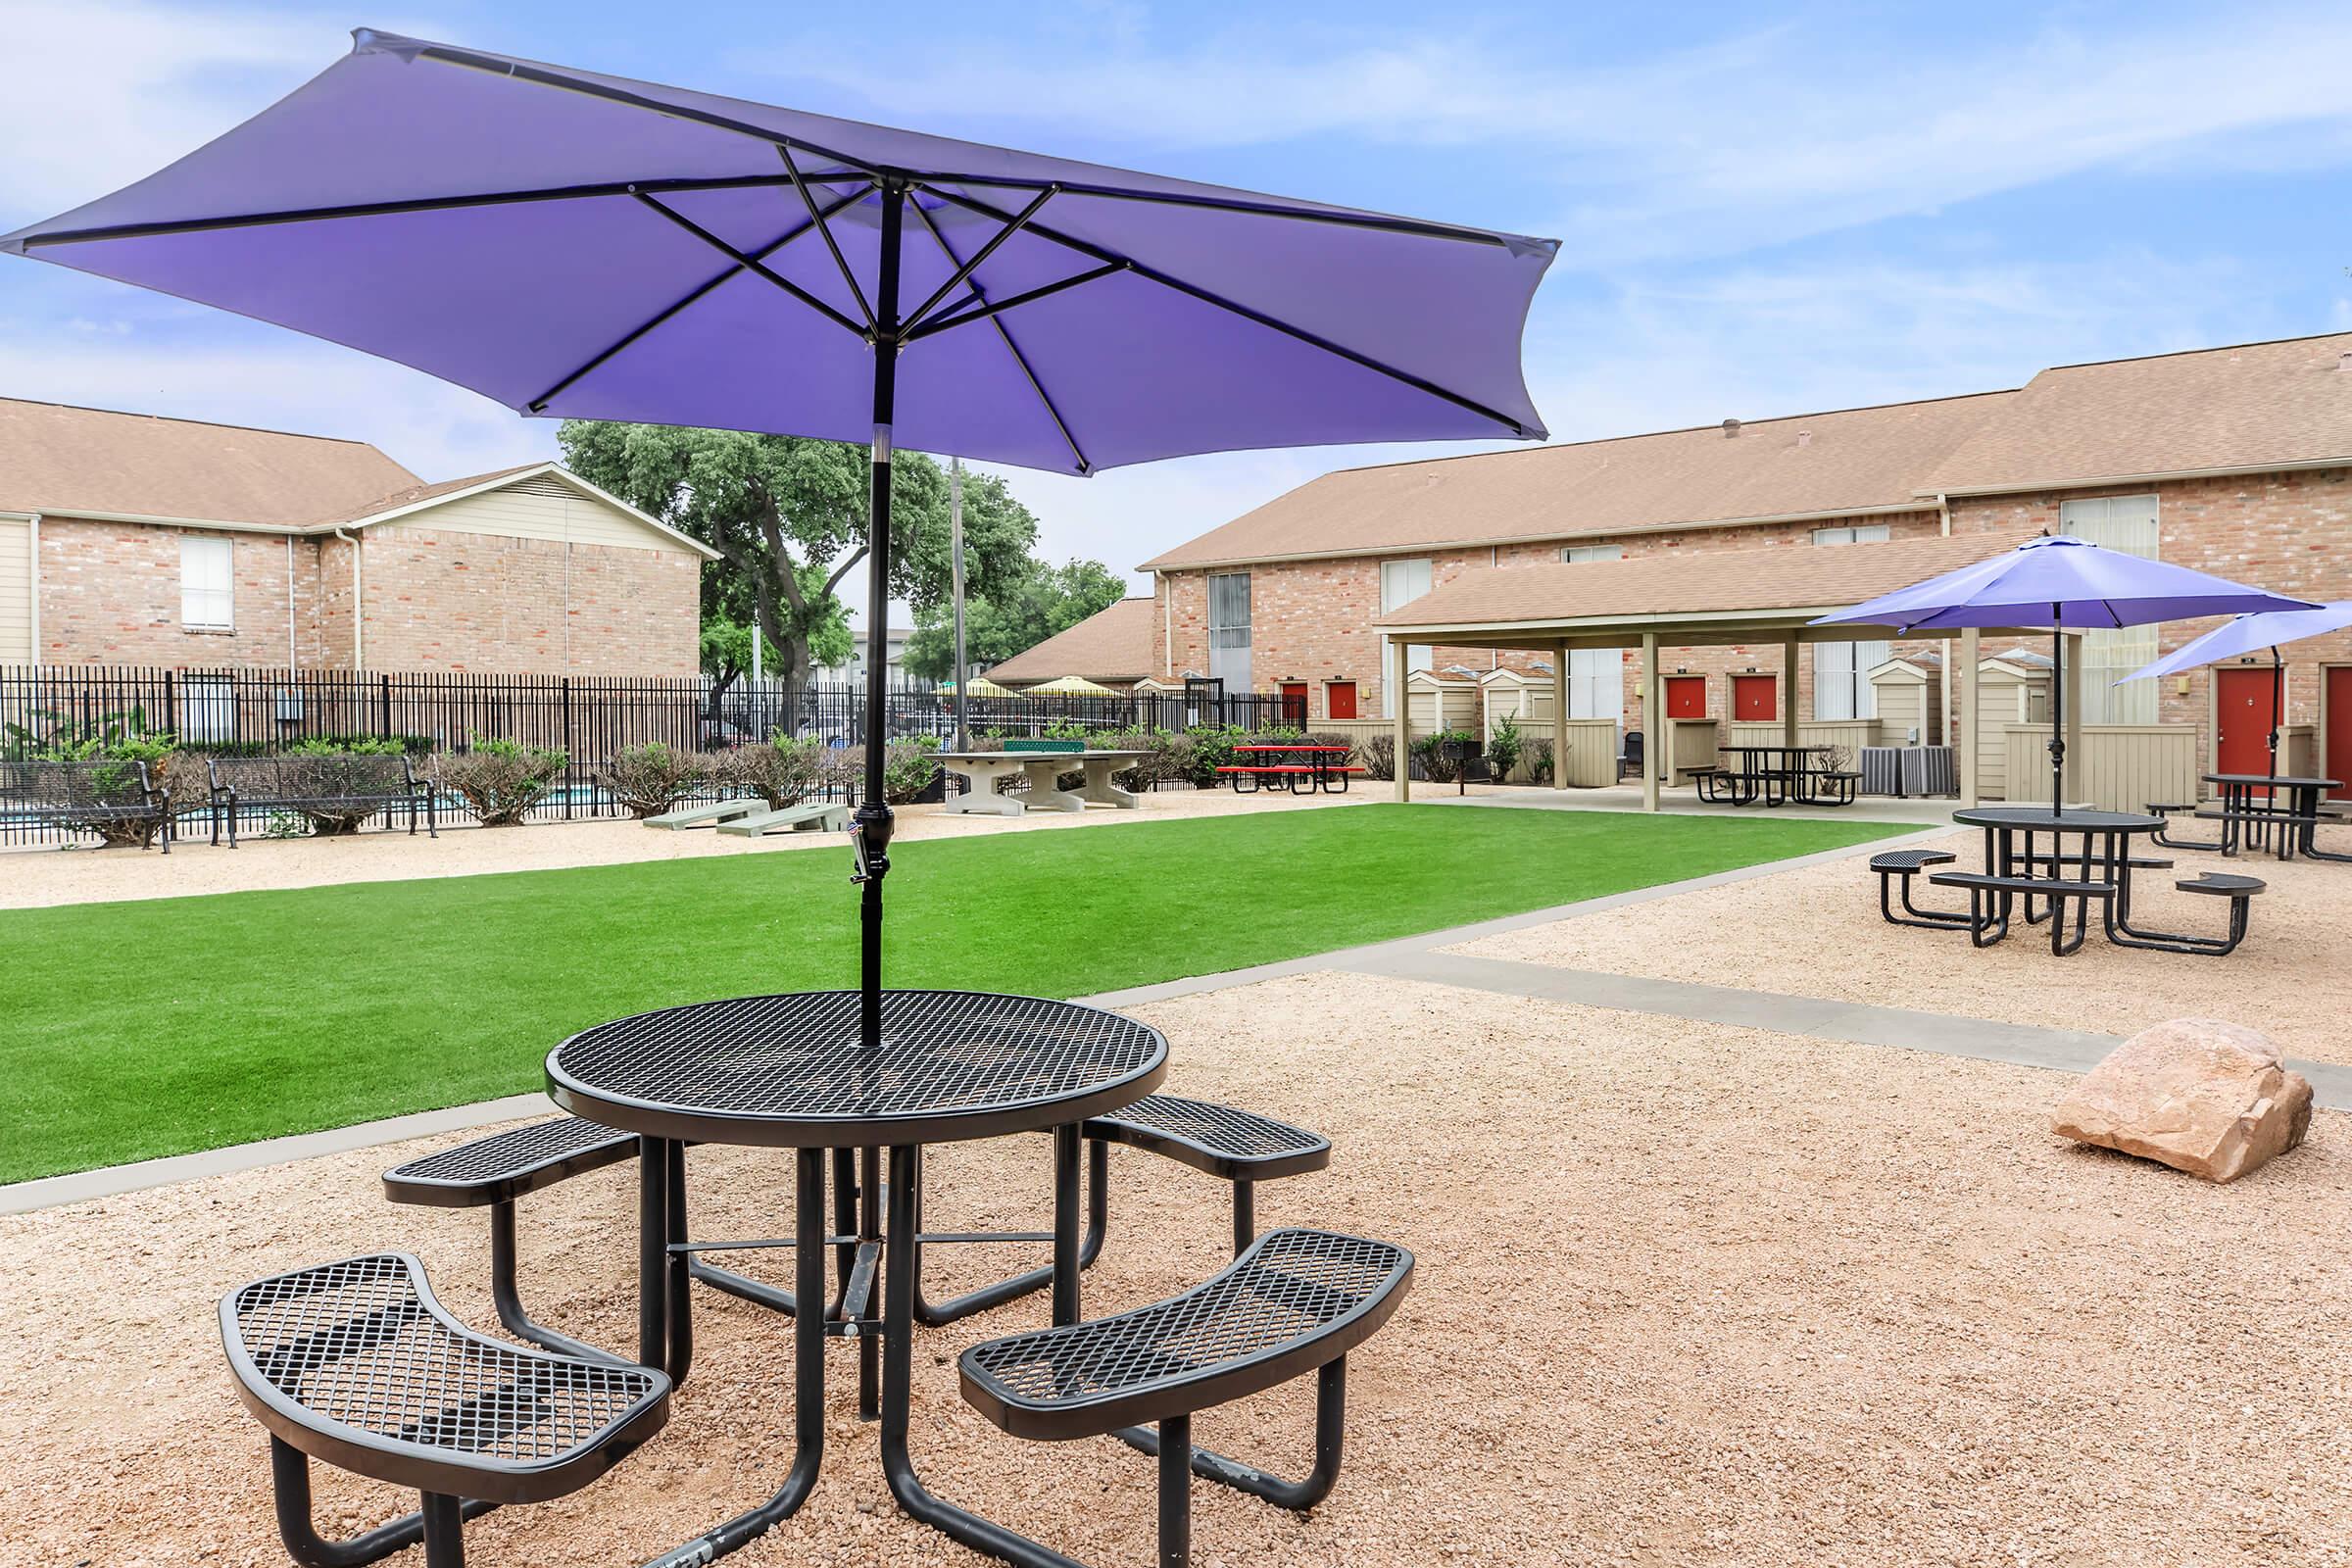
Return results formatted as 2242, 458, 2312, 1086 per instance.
2118, 602, 2352, 684
1812, 534, 2316, 812
0, 29, 1554, 474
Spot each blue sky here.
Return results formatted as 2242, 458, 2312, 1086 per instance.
4, 0, 2348, 619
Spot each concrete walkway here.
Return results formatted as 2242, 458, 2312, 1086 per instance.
13, 823, 2339, 1214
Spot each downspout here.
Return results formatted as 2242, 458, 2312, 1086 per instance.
1935, 492, 1953, 746
25, 514, 39, 661
333, 528, 363, 669
1162, 572, 1173, 678
285, 535, 298, 669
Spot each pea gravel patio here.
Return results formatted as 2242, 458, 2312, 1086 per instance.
7, 972, 2348, 1567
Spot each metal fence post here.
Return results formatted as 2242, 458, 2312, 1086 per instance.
378, 673, 392, 743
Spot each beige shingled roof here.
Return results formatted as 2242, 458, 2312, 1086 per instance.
1139, 390, 2010, 570
0, 397, 419, 527
1919, 332, 2352, 494
988, 597, 1157, 684
1377, 528, 2037, 633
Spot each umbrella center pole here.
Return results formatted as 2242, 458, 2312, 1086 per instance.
855, 182, 907, 1054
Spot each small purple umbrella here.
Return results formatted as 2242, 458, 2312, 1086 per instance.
2118, 602, 2352, 774
1, 30, 1551, 1043
1813, 534, 2315, 814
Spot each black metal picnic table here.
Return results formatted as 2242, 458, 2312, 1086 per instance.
546, 988, 1169, 1567
1951, 806, 2188, 955
1713, 743, 1821, 807
2196, 772, 2349, 862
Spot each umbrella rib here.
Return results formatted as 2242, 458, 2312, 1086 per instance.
778, 146, 873, 330
908, 200, 1092, 475
10, 174, 846, 250
918, 183, 1535, 438
399, 42, 1540, 251
631, 195, 870, 340
903, 187, 1057, 332
901, 265, 1126, 344
527, 182, 876, 412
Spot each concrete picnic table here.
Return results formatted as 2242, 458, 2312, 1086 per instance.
937, 750, 1152, 815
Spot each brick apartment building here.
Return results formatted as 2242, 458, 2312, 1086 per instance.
0, 398, 715, 675
1139, 332, 2352, 780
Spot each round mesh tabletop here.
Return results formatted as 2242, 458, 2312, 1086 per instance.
1955, 807, 2162, 832
548, 990, 1168, 1148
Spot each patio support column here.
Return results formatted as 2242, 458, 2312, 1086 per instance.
1552, 640, 1570, 790
1640, 632, 1660, 812
1391, 637, 1411, 804
2063, 630, 2085, 806
1780, 631, 1800, 751
1959, 628, 1981, 808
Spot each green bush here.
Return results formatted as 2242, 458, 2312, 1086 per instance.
1100, 726, 1193, 792
840, 735, 943, 805
1181, 723, 1247, 786
1524, 737, 1555, 785
1485, 714, 1525, 781
1413, 728, 1478, 784
600, 742, 712, 818
36, 732, 181, 847
719, 733, 842, 808
431, 734, 567, 827
273, 739, 416, 834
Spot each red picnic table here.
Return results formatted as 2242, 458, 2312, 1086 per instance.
1216, 743, 1360, 794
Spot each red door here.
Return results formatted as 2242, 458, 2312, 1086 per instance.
1664, 675, 1707, 719
1733, 673, 1777, 720
1278, 682, 1307, 727
2328, 666, 2351, 800
1326, 681, 1357, 720
2215, 666, 2279, 780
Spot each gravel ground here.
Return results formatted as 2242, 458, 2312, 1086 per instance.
0, 782, 1380, 910
1454, 826, 2352, 1066
5, 972, 2347, 1567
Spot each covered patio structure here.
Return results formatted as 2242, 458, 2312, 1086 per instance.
1374, 528, 2057, 810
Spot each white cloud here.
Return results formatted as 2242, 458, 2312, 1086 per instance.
748, 6, 2352, 262
0, 0, 340, 221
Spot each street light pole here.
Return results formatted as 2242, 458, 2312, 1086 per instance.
951, 456, 968, 752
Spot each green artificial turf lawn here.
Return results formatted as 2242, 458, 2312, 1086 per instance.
0, 805, 1903, 1182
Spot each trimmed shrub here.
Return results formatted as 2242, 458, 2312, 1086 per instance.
41, 732, 180, 847
1359, 734, 1396, 782
720, 734, 842, 808
1100, 726, 1194, 792
1485, 714, 1525, 781
280, 738, 414, 835
841, 735, 944, 805
1523, 737, 1555, 785
1412, 728, 1478, 784
600, 742, 711, 819
431, 734, 566, 826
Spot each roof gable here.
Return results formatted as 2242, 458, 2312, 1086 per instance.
333, 462, 721, 559
0, 396, 418, 527
988, 597, 1155, 683
1918, 332, 2352, 495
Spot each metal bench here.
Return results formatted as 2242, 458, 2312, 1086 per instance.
0, 757, 172, 852
220, 1251, 668, 1568
208, 752, 433, 846
1930, 870, 2116, 955
1869, 848, 1963, 928
958, 1228, 1411, 1566
1800, 768, 1861, 806
1084, 1093, 1332, 1255
383, 1117, 641, 1362
2112, 873, 2267, 956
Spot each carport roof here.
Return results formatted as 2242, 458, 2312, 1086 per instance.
1375, 528, 2041, 647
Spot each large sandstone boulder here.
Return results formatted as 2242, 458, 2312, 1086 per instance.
2052, 1018, 2313, 1183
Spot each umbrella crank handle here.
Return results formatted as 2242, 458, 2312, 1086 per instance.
848, 806, 894, 885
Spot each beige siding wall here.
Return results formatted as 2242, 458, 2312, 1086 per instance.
0, 517, 31, 662
2000, 724, 2200, 810
375, 478, 700, 558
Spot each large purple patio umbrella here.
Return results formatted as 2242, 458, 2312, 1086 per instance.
1813, 534, 2314, 815
2118, 601, 2352, 774
2, 30, 1553, 1047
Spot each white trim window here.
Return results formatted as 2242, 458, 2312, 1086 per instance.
2061, 495, 2161, 723
180, 674, 236, 742
1379, 557, 1434, 714
1206, 570, 1251, 691
180, 535, 234, 630
1811, 523, 1890, 547
1557, 546, 1626, 723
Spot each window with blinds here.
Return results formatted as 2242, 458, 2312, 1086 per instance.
1206, 571, 1251, 691
2061, 495, 2160, 723
1810, 524, 1891, 718
180, 536, 234, 629
1379, 558, 1434, 714
1557, 546, 1625, 722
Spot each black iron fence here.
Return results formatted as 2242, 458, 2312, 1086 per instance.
0, 664, 1299, 846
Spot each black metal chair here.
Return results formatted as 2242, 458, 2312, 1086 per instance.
2110, 873, 2266, 956
1083, 1094, 1331, 1256
957, 1228, 1412, 1568
1869, 849, 1964, 928
220, 1252, 668, 1568
1619, 730, 1643, 782
1929, 870, 2114, 956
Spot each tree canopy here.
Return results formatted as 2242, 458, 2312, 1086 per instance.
557, 421, 1036, 689
903, 557, 1129, 683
